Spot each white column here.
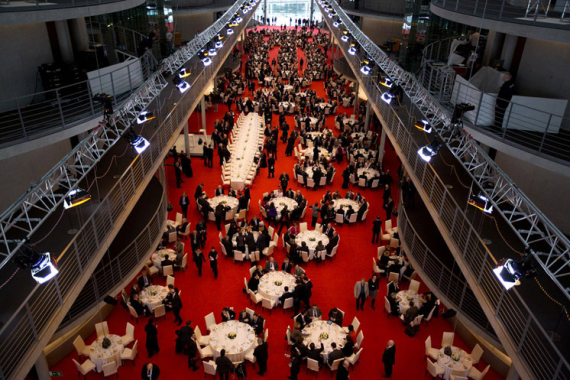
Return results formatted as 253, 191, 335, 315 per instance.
364, 101, 371, 132
379, 129, 387, 160
35, 352, 51, 380
54, 20, 74, 62
68, 18, 89, 52
184, 123, 190, 154
201, 96, 207, 131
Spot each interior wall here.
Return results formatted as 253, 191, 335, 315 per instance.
515, 38, 570, 129
174, 13, 216, 41
360, 17, 403, 46
494, 151, 570, 235
358, 0, 405, 14
0, 23, 54, 112
0, 139, 72, 214
176, 0, 213, 6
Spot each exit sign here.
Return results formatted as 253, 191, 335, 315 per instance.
49, 371, 63, 377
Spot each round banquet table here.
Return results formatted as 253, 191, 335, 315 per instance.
309, 117, 319, 127
304, 165, 327, 180
352, 149, 377, 161
284, 85, 294, 92
279, 101, 295, 112
342, 118, 357, 127
295, 230, 329, 257
208, 321, 256, 362
89, 334, 124, 372
396, 290, 424, 314
152, 249, 176, 270
231, 231, 259, 250
268, 197, 298, 217
139, 285, 169, 311
357, 168, 380, 180
317, 102, 332, 110
332, 199, 361, 213
351, 132, 366, 140
304, 131, 323, 141
437, 346, 473, 380
264, 77, 273, 86
302, 321, 346, 358
258, 271, 297, 301
208, 195, 239, 215
300, 147, 331, 161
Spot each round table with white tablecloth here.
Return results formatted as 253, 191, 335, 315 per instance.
231, 231, 259, 250
396, 290, 424, 314
264, 77, 274, 86
352, 148, 377, 161
268, 197, 298, 217
284, 85, 294, 92
139, 285, 169, 311
152, 249, 177, 270
302, 321, 346, 358
300, 146, 331, 162
89, 334, 124, 372
332, 199, 361, 214
208, 195, 239, 214
342, 118, 357, 128
351, 132, 366, 141
208, 321, 256, 362
295, 230, 329, 257
437, 346, 473, 380
279, 101, 295, 113
357, 168, 380, 181
304, 165, 327, 181
317, 102, 332, 110
258, 271, 297, 302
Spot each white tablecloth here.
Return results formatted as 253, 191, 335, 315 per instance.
152, 249, 176, 269
284, 85, 294, 92
342, 118, 357, 127
351, 132, 366, 140
258, 271, 297, 301
302, 321, 346, 357
304, 165, 327, 180
357, 168, 380, 180
300, 147, 331, 161
317, 102, 332, 110
209, 321, 256, 362
396, 290, 424, 314
208, 195, 239, 213
437, 346, 473, 380
295, 230, 329, 256
231, 231, 259, 250
228, 113, 263, 190
89, 334, 124, 372
139, 285, 169, 311
268, 197, 298, 217
332, 199, 361, 213
352, 149, 377, 160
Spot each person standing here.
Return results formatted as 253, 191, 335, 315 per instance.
215, 349, 234, 380
174, 161, 183, 188
171, 287, 183, 325
383, 197, 394, 221
354, 278, 369, 311
267, 156, 275, 178
145, 318, 160, 358
337, 359, 350, 380
179, 192, 189, 218
187, 334, 199, 371
382, 340, 396, 378
311, 202, 321, 227
288, 346, 303, 380
368, 274, 380, 310
253, 339, 269, 376
193, 249, 206, 276
141, 363, 160, 380
180, 152, 193, 178
279, 172, 290, 193
495, 72, 515, 128
209, 247, 219, 279
372, 216, 382, 244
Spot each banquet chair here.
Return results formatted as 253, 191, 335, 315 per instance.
470, 344, 484, 367
426, 358, 444, 379
450, 376, 468, 380
146, 263, 159, 276
197, 342, 214, 359
102, 361, 118, 379
317, 250, 326, 265
233, 250, 246, 264
442, 332, 455, 347
298, 175, 305, 186
283, 297, 294, 313
73, 335, 91, 359
307, 178, 315, 188
180, 253, 188, 271
263, 244, 275, 257
127, 304, 139, 323
371, 179, 380, 189
249, 250, 261, 263
410, 314, 424, 330
162, 265, 174, 277
95, 321, 109, 338
268, 225, 275, 237
168, 231, 177, 243
402, 270, 417, 282
72, 358, 96, 380
286, 327, 295, 349
306, 357, 320, 376
315, 223, 323, 233
220, 244, 228, 258
361, 210, 369, 222
225, 210, 234, 221
299, 222, 308, 232
175, 212, 183, 227
348, 213, 357, 225
238, 209, 247, 220
424, 306, 437, 326
346, 347, 363, 370
301, 250, 310, 263
263, 328, 269, 343
384, 296, 392, 317
358, 178, 366, 187
467, 364, 490, 380
409, 279, 420, 294
225, 224, 231, 235
349, 174, 356, 184
205, 312, 217, 332
179, 223, 191, 240
425, 336, 439, 361
335, 213, 343, 225
166, 275, 175, 288
327, 245, 339, 261
390, 238, 400, 249
194, 326, 210, 346
328, 358, 343, 376
388, 272, 400, 283
377, 246, 387, 260
121, 322, 135, 346
203, 360, 217, 379
261, 297, 276, 315
382, 220, 393, 242
249, 266, 257, 278
249, 290, 262, 308
355, 330, 364, 349
154, 304, 166, 321
120, 340, 138, 365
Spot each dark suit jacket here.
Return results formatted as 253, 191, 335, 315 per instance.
336, 364, 350, 380
253, 342, 269, 363
307, 343, 324, 366
137, 275, 152, 289
141, 364, 160, 380
215, 356, 234, 374
251, 316, 264, 335
281, 262, 293, 273
328, 349, 344, 365
179, 196, 189, 209
382, 345, 396, 365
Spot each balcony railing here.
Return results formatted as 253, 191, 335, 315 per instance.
0, 0, 138, 12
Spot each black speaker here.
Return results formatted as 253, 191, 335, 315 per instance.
104, 295, 118, 305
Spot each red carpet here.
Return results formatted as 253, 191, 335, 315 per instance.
50, 27, 504, 380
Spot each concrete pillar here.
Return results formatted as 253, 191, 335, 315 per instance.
379, 128, 386, 160
264, 0, 267, 24
505, 365, 519, 380
54, 20, 74, 62
364, 101, 371, 132
68, 18, 89, 53
353, 82, 359, 114
310, 0, 314, 24
201, 96, 207, 130
35, 352, 51, 380
184, 123, 190, 155
500, 34, 518, 71
482, 30, 505, 67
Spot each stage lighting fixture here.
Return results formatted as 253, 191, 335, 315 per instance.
227, 26, 234, 35
341, 30, 349, 42
178, 67, 190, 78
348, 43, 357, 55
215, 34, 224, 49
417, 139, 443, 162
128, 129, 150, 154
136, 110, 155, 124
146, 3, 157, 10
381, 92, 394, 104
208, 48, 218, 56
173, 77, 191, 93
360, 59, 372, 76
198, 49, 212, 66
63, 188, 91, 209
235, 14, 243, 23
468, 191, 493, 214
452, 102, 476, 124
414, 119, 432, 133
333, 17, 342, 28
14, 243, 59, 284
380, 76, 393, 88
93, 93, 114, 118
493, 258, 526, 290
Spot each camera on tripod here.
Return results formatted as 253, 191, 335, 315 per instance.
451, 102, 475, 124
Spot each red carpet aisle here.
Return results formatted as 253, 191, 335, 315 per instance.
50, 27, 504, 380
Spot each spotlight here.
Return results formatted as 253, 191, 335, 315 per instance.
235, 14, 243, 23
173, 77, 191, 93
452, 102, 476, 124
198, 49, 212, 66
414, 119, 432, 133
14, 243, 59, 284
136, 110, 155, 124
208, 48, 218, 56
417, 138, 443, 162
64, 188, 91, 209
360, 59, 372, 76
381, 91, 394, 104
380, 76, 393, 88
493, 253, 537, 291
128, 129, 150, 154
93, 93, 114, 118
348, 43, 357, 55
227, 27, 234, 35
333, 17, 342, 28
178, 67, 190, 78
468, 191, 493, 214
215, 34, 224, 49
146, 3, 157, 10
341, 30, 349, 42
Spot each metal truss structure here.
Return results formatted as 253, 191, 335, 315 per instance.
319, 1, 570, 299
0, 0, 255, 270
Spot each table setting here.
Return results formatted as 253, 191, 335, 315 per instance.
89, 334, 124, 372
357, 168, 380, 180
302, 321, 346, 358
152, 249, 177, 269
228, 113, 263, 190
258, 271, 297, 301
139, 285, 169, 311
396, 290, 425, 314
332, 199, 361, 214
268, 196, 298, 217
295, 230, 329, 257
437, 346, 473, 380
209, 321, 256, 362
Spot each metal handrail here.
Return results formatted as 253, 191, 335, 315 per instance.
318, 1, 570, 378
0, 1, 258, 378
0, 0, 136, 11
333, 57, 356, 80
86, 22, 147, 58
421, 38, 570, 165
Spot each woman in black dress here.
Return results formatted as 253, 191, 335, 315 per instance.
193, 249, 206, 277
145, 318, 160, 357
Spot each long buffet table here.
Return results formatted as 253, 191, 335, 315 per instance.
229, 113, 264, 190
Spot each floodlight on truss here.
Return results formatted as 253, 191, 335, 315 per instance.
136, 110, 155, 124
468, 191, 494, 214
414, 119, 432, 133
178, 67, 190, 78
63, 188, 91, 209
128, 129, 150, 154
173, 77, 191, 93
380, 76, 393, 88
348, 43, 357, 55
360, 58, 372, 76
341, 30, 349, 42
417, 139, 443, 162
14, 243, 59, 284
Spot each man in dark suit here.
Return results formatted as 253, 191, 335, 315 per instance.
382, 340, 396, 377
326, 231, 339, 255
295, 309, 310, 329
194, 184, 204, 200
215, 349, 234, 380
251, 313, 265, 335
388, 281, 399, 295
141, 363, 160, 380
265, 257, 279, 272
174, 161, 183, 188
279, 172, 290, 192
267, 156, 275, 178
281, 258, 293, 273
337, 360, 350, 380
372, 216, 382, 243
279, 286, 294, 306
402, 301, 419, 325
253, 340, 269, 376
175, 320, 194, 354
215, 185, 224, 196
187, 335, 199, 371
383, 196, 394, 221
130, 293, 149, 316
388, 293, 400, 316
179, 192, 189, 218
308, 304, 322, 321
327, 342, 344, 365
138, 270, 152, 289
307, 342, 325, 368
221, 307, 236, 322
